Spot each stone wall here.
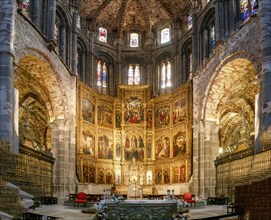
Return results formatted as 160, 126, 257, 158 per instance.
192, 16, 262, 198
13, 13, 77, 202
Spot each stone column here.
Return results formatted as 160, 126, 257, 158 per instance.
115, 37, 123, 85
86, 29, 95, 87
46, 0, 56, 41
191, 12, 198, 74
71, 11, 78, 75
259, 0, 271, 147
193, 119, 220, 198
51, 119, 76, 203
0, 0, 16, 152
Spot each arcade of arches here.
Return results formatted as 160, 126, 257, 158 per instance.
0, 0, 271, 218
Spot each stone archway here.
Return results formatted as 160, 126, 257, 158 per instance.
14, 49, 77, 201
204, 58, 259, 154
193, 55, 260, 198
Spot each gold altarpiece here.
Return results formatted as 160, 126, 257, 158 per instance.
77, 82, 192, 192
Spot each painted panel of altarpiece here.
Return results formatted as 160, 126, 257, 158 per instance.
97, 100, 113, 128
77, 82, 192, 186
82, 98, 95, 124
124, 97, 144, 124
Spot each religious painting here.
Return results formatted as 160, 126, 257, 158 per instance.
173, 98, 186, 124
163, 169, 170, 184
97, 105, 113, 128
124, 134, 144, 161
83, 161, 88, 182
82, 133, 95, 155
180, 164, 186, 182
124, 97, 144, 124
115, 110, 121, 128
155, 107, 170, 128
155, 169, 162, 184
98, 169, 105, 184
82, 99, 94, 124
146, 109, 152, 128
89, 165, 96, 183
155, 136, 170, 159
98, 135, 113, 159
106, 170, 113, 184
173, 131, 186, 157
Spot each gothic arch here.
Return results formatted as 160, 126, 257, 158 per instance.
202, 53, 260, 152
14, 48, 68, 120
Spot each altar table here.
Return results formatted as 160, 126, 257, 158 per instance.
102, 200, 177, 220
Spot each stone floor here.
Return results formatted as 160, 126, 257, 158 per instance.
28, 204, 239, 220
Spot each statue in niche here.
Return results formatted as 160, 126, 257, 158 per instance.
89, 166, 95, 183
125, 135, 130, 148
146, 110, 152, 128
146, 143, 152, 158
180, 165, 186, 182
116, 112, 121, 128
155, 170, 162, 184
164, 170, 170, 184
131, 135, 138, 148
83, 163, 88, 182
173, 168, 179, 183
98, 170, 105, 184
138, 135, 144, 148
116, 142, 121, 158
106, 171, 113, 184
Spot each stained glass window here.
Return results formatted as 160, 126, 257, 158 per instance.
97, 60, 102, 86
210, 25, 215, 49
128, 64, 140, 85
189, 53, 192, 74
161, 28, 170, 44
160, 61, 171, 89
241, 0, 250, 22
99, 27, 107, 43
166, 62, 172, 87
251, 0, 259, 16
188, 15, 193, 30
102, 63, 107, 88
77, 15, 81, 28
130, 33, 139, 47
97, 60, 107, 88
17, 0, 30, 17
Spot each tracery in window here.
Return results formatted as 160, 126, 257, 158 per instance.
130, 33, 139, 47
188, 15, 193, 30
161, 28, 170, 44
160, 61, 172, 89
128, 64, 140, 85
99, 27, 107, 43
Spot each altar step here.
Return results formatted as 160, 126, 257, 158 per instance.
25, 205, 93, 220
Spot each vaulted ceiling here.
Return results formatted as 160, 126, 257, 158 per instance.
79, 0, 199, 32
